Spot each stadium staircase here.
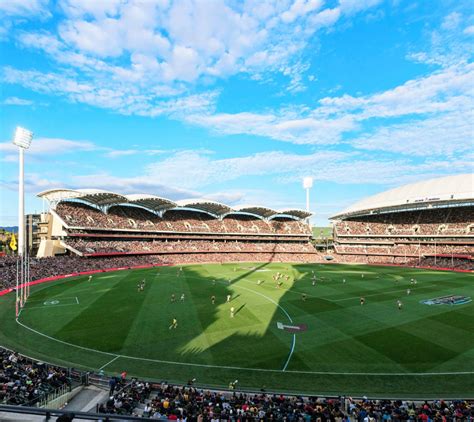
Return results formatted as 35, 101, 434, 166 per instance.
62, 385, 109, 413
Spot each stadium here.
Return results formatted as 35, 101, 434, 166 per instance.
0, 174, 473, 419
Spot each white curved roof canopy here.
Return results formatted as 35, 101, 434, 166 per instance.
233, 205, 277, 218
332, 174, 474, 219
37, 188, 311, 221
175, 199, 233, 216
277, 209, 312, 219
125, 194, 177, 212
37, 188, 127, 206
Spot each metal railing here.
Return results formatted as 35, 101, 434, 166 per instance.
0, 404, 150, 421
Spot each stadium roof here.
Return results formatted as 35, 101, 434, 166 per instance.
233, 205, 277, 218
332, 174, 474, 219
277, 209, 312, 219
38, 188, 311, 220
38, 188, 127, 206
125, 194, 177, 212
175, 199, 233, 216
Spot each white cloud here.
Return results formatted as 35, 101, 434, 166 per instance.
338, 0, 382, 15
0, 0, 49, 17
464, 25, 474, 35
0, 137, 97, 162
317, 63, 474, 119
351, 112, 474, 156
3, 97, 34, 106
186, 111, 356, 145
441, 12, 461, 31
105, 149, 140, 158
6, 0, 386, 105
281, 0, 323, 23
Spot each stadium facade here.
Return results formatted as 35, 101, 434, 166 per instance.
330, 174, 474, 269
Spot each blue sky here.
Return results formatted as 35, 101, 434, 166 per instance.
0, 0, 473, 226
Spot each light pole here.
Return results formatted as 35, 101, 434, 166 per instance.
12, 126, 34, 316
302, 177, 313, 212
302, 177, 313, 229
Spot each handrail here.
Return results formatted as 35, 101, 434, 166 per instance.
0, 404, 147, 421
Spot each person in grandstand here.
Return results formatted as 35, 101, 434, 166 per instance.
230, 306, 235, 318
397, 300, 403, 310
180, 293, 185, 301
360, 297, 365, 306
211, 295, 216, 305
170, 293, 176, 302
226, 294, 231, 303
169, 318, 178, 329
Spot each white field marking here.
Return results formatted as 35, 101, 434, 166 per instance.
332, 286, 436, 302
26, 296, 81, 304
14, 270, 474, 377
215, 279, 296, 371
95, 275, 117, 279
98, 355, 121, 371
13, 319, 474, 376
282, 334, 296, 372
75, 296, 79, 305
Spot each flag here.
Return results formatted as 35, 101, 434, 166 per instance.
9, 234, 17, 251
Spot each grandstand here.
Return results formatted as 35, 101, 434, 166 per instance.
35, 188, 316, 262
331, 174, 474, 270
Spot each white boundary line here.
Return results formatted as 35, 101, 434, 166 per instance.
98, 355, 121, 371
14, 268, 474, 377
13, 318, 474, 376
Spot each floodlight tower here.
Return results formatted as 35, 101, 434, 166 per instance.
12, 126, 34, 313
302, 176, 313, 213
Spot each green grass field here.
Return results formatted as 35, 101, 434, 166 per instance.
312, 226, 332, 239
1, 263, 473, 397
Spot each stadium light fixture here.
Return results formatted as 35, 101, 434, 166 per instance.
12, 126, 34, 315
13, 126, 33, 149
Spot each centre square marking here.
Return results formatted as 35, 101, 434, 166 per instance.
277, 322, 308, 332
44, 300, 60, 306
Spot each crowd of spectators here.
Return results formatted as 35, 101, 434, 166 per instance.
65, 238, 316, 256
0, 255, 164, 290
56, 202, 311, 235
0, 252, 324, 291
335, 253, 473, 270
96, 378, 474, 420
335, 243, 472, 257
1, 345, 473, 419
0, 347, 71, 406
335, 207, 473, 237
